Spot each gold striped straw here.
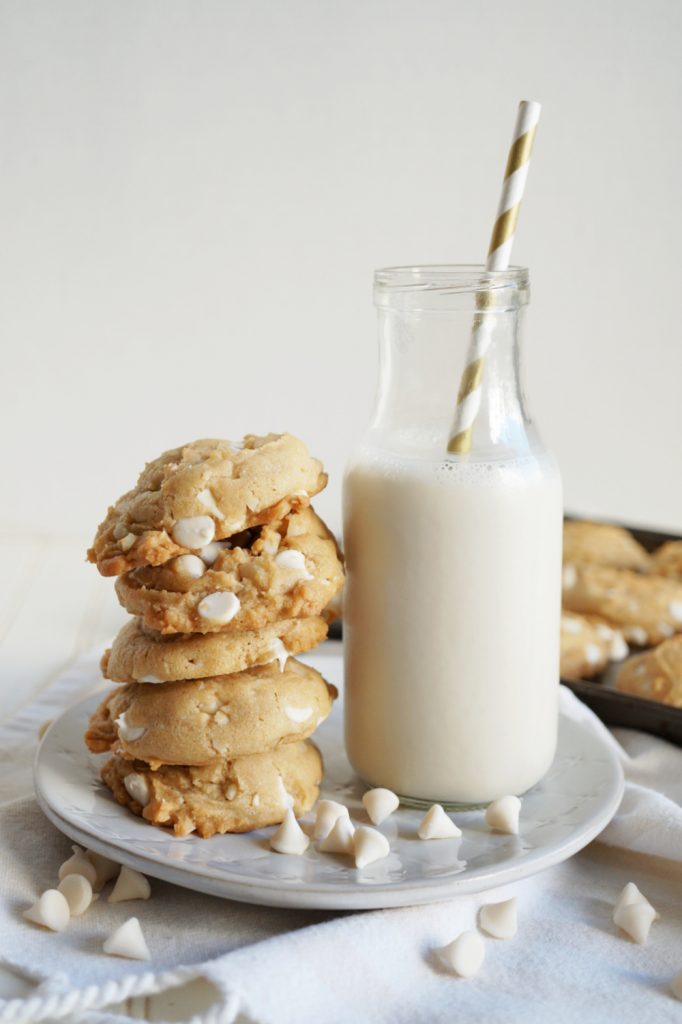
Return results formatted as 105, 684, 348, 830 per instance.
447, 100, 541, 454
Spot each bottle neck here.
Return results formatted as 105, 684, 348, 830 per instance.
368, 268, 537, 462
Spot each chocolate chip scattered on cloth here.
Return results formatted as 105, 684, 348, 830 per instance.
1, 649, 682, 1024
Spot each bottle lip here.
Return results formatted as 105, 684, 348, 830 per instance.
374, 264, 529, 290
374, 265, 529, 311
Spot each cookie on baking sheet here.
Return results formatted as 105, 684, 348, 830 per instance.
101, 740, 322, 837
86, 658, 337, 767
562, 521, 650, 572
101, 615, 328, 684
614, 636, 682, 708
651, 540, 682, 580
88, 434, 327, 576
562, 562, 682, 646
560, 611, 628, 680
114, 508, 344, 635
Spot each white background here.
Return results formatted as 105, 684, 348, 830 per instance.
1, 0, 681, 544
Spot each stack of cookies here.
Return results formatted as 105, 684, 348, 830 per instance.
85, 434, 345, 837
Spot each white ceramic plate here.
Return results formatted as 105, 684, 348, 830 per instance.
35, 647, 623, 910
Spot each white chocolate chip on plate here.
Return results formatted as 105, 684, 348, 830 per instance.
485, 795, 521, 835
313, 800, 349, 841
270, 809, 310, 855
353, 826, 390, 868
362, 788, 400, 826
319, 815, 356, 855
418, 804, 461, 840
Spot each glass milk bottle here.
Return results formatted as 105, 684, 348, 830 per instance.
343, 265, 563, 807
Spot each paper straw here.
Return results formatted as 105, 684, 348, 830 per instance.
447, 100, 541, 454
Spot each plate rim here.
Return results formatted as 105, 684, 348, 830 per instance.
34, 690, 625, 911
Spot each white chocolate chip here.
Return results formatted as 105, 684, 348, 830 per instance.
585, 643, 603, 666
23, 890, 70, 932
418, 804, 462, 840
103, 917, 150, 960
173, 553, 206, 579
115, 711, 146, 743
57, 874, 94, 916
266, 638, 289, 672
624, 626, 648, 646
610, 632, 628, 661
562, 563, 577, 589
485, 795, 522, 835
119, 533, 136, 552
283, 705, 313, 724
274, 775, 293, 810
438, 930, 485, 978
109, 865, 151, 903
313, 800, 350, 841
172, 516, 215, 549
86, 850, 119, 890
613, 881, 646, 917
141, 674, 162, 684
252, 793, 261, 807
274, 549, 313, 581
58, 845, 98, 887
270, 808, 310, 855
199, 540, 230, 565
669, 601, 682, 623
362, 788, 400, 826
197, 488, 224, 520
671, 968, 682, 1001
197, 591, 240, 624
320, 815, 356, 855
479, 897, 517, 939
658, 622, 674, 637
562, 616, 583, 634
292, 490, 309, 498
214, 710, 230, 725
226, 783, 238, 801
124, 773, 150, 806
353, 826, 390, 868
614, 899, 657, 944
113, 522, 129, 540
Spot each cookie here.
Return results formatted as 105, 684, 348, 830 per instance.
86, 658, 337, 767
562, 562, 682, 645
560, 611, 628, 680
651, 540, 682, 580
614, 636, 682, 708
88, 434, 327, 576
102, 615, 328, 683
101, 741, 322, 837
563, 521, 650, 572
114, 508, 344, 635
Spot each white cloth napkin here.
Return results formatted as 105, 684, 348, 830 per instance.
1, 646, 681, 1024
